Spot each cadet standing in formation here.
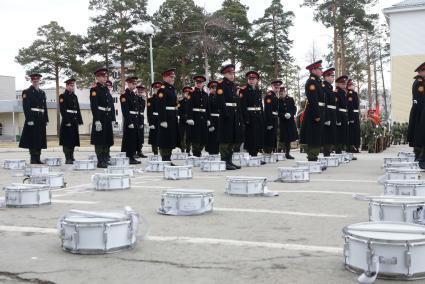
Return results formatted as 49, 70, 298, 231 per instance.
147, 81, 162, 155
136, 84, 147, 158
206, 81, 220, 155
90, 68, 116, 168
178, 86, 191, 154
346, 79, 360, 158
264, 80, 280, 155
334, 75, 348, 154
59, 79, 83, 164
19, 73, 48, 164
277, 86, 297, 159
322, 68, 337, 156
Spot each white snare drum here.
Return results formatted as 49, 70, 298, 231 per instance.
331, 154, 345, 164
367, 197, 425, 224
385, 168, 421, 181
92, 173, 130, 191
171, 153, 188, 160
163, 165, 192, 180
3, 159, 26, 170
58, 207, 139, 254
273, 152, 286, 161
145, 161, 171, 172
24, 165, 50, 175
148, 155, 162, 161
262, 154, 277, 164
43, 157, 62, 166
277, 167, 310, 183
343, 222, 425, 281
185, 157, 201, 167
296, 161, 322, 173
201, 154, 221, 162
225, 176, 268, 196
28, 172, 64, 188
4, 184, 51, 208
157, 189, 214, 216
385, 162, 419, 170
318, 157, 339, 167
384, 180, 425, 196
73, 160, 97, 171
200, 160, 226, 172
232, 152, 249, 162
384, 157, 413, 167
113, 152, 127, 158
110, 157, 130, 167
398, 152, 415, 161
88, 154, 97, 161
107, 166, 135, 177
240, 156, 262, 167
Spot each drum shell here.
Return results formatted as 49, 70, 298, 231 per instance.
43, 158, 62, 166
201, 155, 221, 162
384, 157, 413, 167
148, 155, 162, 161
171, 153, 188, 160
232, 152, 249, 162
29, 173, 64, 188
106, 166, 135, 177
369, 201, 425, 223
146, 161, 171, 172
92, 174, 131, 191
73, 160, 97, 171
200, 161, 226, 172
277, 167, 310, 183
296, 161, 322, 173
159, 191, 214, 215
240, 157, 262, 167
4, 160, 26, 170
331, 154, 345, 164
110, 157, 130, 167
88, 155, 97, 161
262, 154, 277, 164
385, 162, 419, 170
397, 152, 415, 161
343, 152, 353, 161
385, 169, 421, 181
384, 181, 425, 196
273, 153, 286, 161
163, 166, 192, 180
318, 157, 339, 167
24, 165, 50, 175
5, 186, 51, 207
226, 177, 267, 196
185, 157, 201, 167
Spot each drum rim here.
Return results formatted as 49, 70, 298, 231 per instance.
164, 165, 193, 170
278, 167, 309, 171
6, 201, 51, 208
93, 173, 131, 178
62, 243, 135, 255
345, 264, 425, 280
384, 180, 425, 185
5, 187, 50, 192
30, 172, 64, 177
369, 199, 425, 205
61, 216, 131, 224
162, 192, 214, 198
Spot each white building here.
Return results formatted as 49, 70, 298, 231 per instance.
383, 0, 425, 122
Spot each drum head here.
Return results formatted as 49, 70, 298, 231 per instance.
385, 180, 425, 185
345, 222, 425, 242
63, 212, 128, 224
371, 196, 425, 204
165, 189, 213, 195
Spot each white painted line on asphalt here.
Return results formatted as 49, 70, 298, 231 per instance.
52, 199, 97, 204
0, 225, 341, 254
274, 190, 361, 195
312, 179, 377, 183
51, 183, 92, 192
214, 207, 348, 218
132, 185, 173, 189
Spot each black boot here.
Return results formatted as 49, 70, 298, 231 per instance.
97, 155, 107, 168
36, 155, 44, 164
285, 150, 295, 160
129, 157, 141, 165
30, 154, 37, 164
225, 160, 236, 170
71, 151, 75, 162
65, 152, 73, 164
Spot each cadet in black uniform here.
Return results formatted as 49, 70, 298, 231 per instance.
59, 79, 83, 164
216, 64, 242, 170
186, 76, 210, 157
321, 68, 337, 156
278, 86, 298, 159
346, 79, 360, 158
157, 69, 180, 162
19, 73, 49, 164
178, 86, 191, 154
335, 75, 349, 154
147, 82, 162, 155
264, 80, 280, 154
120, 77, 142, 164
206, 81, 220, 155
136, 84, 147, 158
90, 68, 116, 168
299, 60, 323, 161
240, 71, 264, 158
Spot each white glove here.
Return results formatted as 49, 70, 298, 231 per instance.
324, 121, 331, 126
186, 119, 195, 126
27, 121, 34, 126
209, 127, 215, 132
207, 120, 211, 127
349, 120, 354, 124
284, 113, 291, 119
266, 125, 273, 130
95, 121, 102, 132
160, 122, 168, 128
128, 124, 135, 129
66, 123, 72, 127
336, 122, 342, 126
149, 125, 155, 130
113, 122, 118, 127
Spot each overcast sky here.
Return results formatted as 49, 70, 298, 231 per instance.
0, 0, 399, 89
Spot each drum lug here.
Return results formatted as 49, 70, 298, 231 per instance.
103, 225, 108, 251
405, 244, 412, 276
413, 206, 424, 223
343, 241, 350, 258
37, 190, 40, 205
368, 203, 372, 221
402, 204, 408, 222
74, 225, 79, 251
379, 204, 384, 220
176, 196, 180, 211
366, 241, 375, 274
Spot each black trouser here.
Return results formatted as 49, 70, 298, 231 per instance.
152, 145, 158, 155
192, 143, 204, 157
63, 146, 74, 160
220, 143, 234, 163
95, 145, 110, 161
160, 148, 172, 161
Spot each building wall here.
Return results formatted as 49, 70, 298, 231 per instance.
0, 76, 16, 100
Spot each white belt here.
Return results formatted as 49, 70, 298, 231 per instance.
66, 110, 78, 114
247, 107, 261, 111
318, 102, 325, 107
129, 111, 138, 115
339, 108, 347, 113
211, 113, 220, 117
153, 112, 158, 116
166, 106, 177, 110
226, 103, 237, 107
98, 106, 111, 112
327, 105, 336, 110
353, 110, 359, 113
31, 108, 44, 113
272, 112, 278, 116
413, 100, 418, 104
193, 108, 206, 113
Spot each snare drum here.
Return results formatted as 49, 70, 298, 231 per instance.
343, 152, 353, 162
296, 161, 322, 173
398, 152, 415, 161
92, 174, 131, 191
277, 167, 310, 183
385, 168, 421, 181
385, 162, 419, 170
201, 154, 221, 162
148, 155, 162, 161
384, 157, 413, 167
171, 153, 188, 160
107, 166, 135, 177
318, 157, 339, 167
113, 152, 127, 158
343, 222, 425, 281
4, 184, 51, 208
157, 189, 214, 216
163, 165, 192, 180
384, 180, 425, 196
58, 207, 139, 254
185, 157, 201, 167
88, 154, 97, 161
110, 157, 130, 167
43, 157, 62, 166
331, 154, 345, 164
225, 176, 268, 196
3, 159, 26, 170
262, 154, 277, 164
240, 156, 262, 167
232, 152, 249, 162
368, 197, 425, 223
145, 161, 171, 172
73, 160, 97, 171
273, 152, 286, 161
24, 165, 50, 175
200, 160, 226, 172
28, 172, 65, 188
